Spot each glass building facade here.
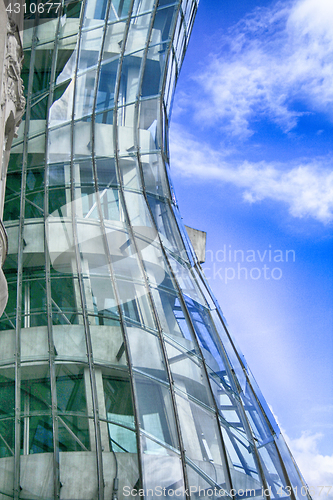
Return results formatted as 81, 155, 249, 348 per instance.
0, 1, 310, 499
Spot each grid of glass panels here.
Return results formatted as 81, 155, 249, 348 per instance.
0, 0, 310, 499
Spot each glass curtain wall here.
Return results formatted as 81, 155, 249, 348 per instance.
0, 0, 311, 499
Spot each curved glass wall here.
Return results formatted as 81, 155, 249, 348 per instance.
0, 1, 310, 499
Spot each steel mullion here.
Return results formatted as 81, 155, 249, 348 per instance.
281, 437, 311, 498
88, 0, 130, 495
192, 263, 283, 496
138, 134, 237, 495
109, 0, 149, 492
156, 240, 235, 496
270, 441, 298, 500
132, 0, 160, 152
134, 2, 211, 496
13, 10, 40, 498
42, 2, 65, 497
158, 1, 184, 200
68, 2, 105, 499
171, 251, 273, 471
129, 2, 193, 496
163, 227, 273, 494
195, 301, 273, 497
155, 2, 200, 267
114, 0, 182, 481
196, 261, 279, 436
185, 263, 273, 498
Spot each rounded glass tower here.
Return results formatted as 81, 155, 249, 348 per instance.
0, 1, 310, 499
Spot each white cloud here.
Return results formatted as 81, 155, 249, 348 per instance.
288, 433, 333, 495
192, 0, 333, 137
170, 126, 333, 223
269, 409, 333, 500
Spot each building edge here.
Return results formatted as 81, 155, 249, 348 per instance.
0, 0, 25, 316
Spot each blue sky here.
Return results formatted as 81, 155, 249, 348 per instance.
170, 0, 333, 493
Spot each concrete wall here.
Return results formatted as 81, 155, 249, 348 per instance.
185, 225, 207, 264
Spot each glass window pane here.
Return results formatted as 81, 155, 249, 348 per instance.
134, 375, 179, 451
89, 275, 117, 316
169, 259, 205, 306
141, 44, 167, 98
90, 322, 124, 364
165, 340, 213, 408
103, 22, 127, 61
96, 157, 118, 187
0, 418, 14, 458
51, 276, 80, 324
4, 197, 21, 221
241, 383, 272, 444
103, 376, 137, 453
48, 163, 67, 187
24, 416, 53, 454
185, 460, 228, 499
220, 425, 264, 494
119, 157, 140, 190
184, 297, 228, 377
275, 435, 308, 500
21, 366, 51, 413
147, 195, 187, 259
48, 125, 72, 162
30, 94, 49, 120
118, 106, 135, 151
107, 230, 142, 281
257, 442, 289, 498
0, 369, 15, 462
0, 370, 15, 418
139, 99, 159, 150
78, 28, 103, 71
99, 188, 121, 221
20, 365, 52, 455
30, 47, 54, 96
0, 274, 17, 331
175, 392, 225, 484
118, 52, 143, 107
56, 365, 88, 415
65, 0, 82, 19
47, 220, 78, 276
49, 83, 74, 125
141, 445, 186, 499
124, 191, 152, 227
75, 69, 97, 119
117, 280, 155, 329
154, 5, 176, 43
25, 191, 44, 219
153, 289, 199, 351
53, 324, 87, 361
75, 188, 99, 219
125, 14, 151, 55
96, 60, 118, 111
21, 327, 48, 361
58, 415, 90, 451
126, 325, 167, 381
139, 235, 174, 289
49, 188, 71, 217
133, 0, 154, 16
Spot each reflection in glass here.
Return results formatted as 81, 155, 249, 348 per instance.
1, 0, 309, 498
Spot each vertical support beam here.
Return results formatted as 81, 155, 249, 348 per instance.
13, 14, 39, 499
69, 2, 104, 497
42, 2, 68, 496
117, 2, 192, 496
